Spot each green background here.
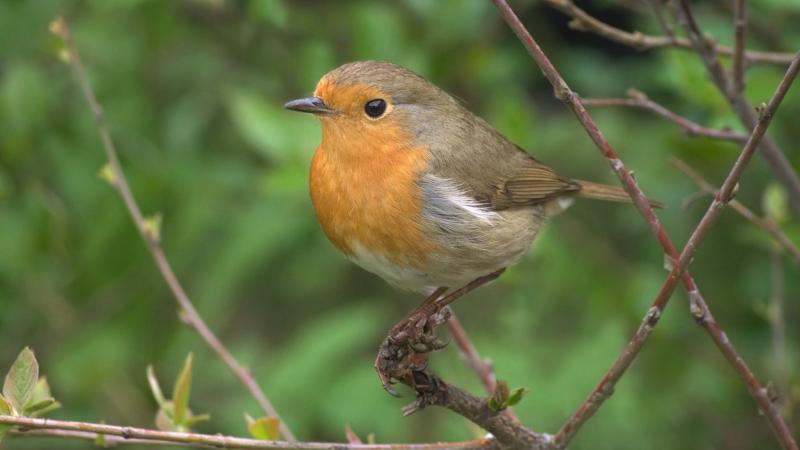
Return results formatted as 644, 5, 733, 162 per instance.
1, 0, 799, 449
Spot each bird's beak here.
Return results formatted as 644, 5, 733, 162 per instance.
283, 96, 334, 114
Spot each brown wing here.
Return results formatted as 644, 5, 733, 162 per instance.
488, 159, 580, 210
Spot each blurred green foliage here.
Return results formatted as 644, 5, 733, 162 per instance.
1, 1, 799, 449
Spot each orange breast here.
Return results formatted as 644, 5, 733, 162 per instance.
309, 118, 435, 268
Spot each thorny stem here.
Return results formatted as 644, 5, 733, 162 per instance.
0, 415, 492, 450
671, 158, 800, 266
543, 0, 795, 65
49, 18, 295, 441
582, 90, 748, 143
491, 1, 800, 449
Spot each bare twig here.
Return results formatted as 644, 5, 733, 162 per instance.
543, 0, 795, 65
672, 1, 800, 215
446, 315, 518, 421
447, 316, 498, 395
544, 0, 800, 213
644, 0, 677, 41
582, 89, 748, 143
770, 249, 790, 416
490, 2, 800, 449
732, 0, 747, 94
49, 18, 295, 441
671, 158, 800, 265
1, 415, 492, 450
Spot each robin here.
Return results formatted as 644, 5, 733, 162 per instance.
285, 61, 659, 393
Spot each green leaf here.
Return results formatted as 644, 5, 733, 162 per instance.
506, 387, 529, 407
30, 377, 52, 405
185, 413, 210, 427
246, 414, 280, 440
172, 353, 193, 426
24, 397, 61, 418
3, 348, 39, 413
146, 365, 166, 407
0, 395, 13, 415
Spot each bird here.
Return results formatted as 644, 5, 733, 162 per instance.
285, 60, 659, 391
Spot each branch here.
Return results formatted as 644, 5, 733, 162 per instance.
670, 158, 800, 266
1, 415, 492, 450
490, 2, 799, 449
402, 376, 548, 450
671, 1, 800, 216
581, 89, 748, 143
48, 18, 295, 441
543, 0, 795, 65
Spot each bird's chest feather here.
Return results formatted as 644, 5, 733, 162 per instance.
309, 126, 436, 270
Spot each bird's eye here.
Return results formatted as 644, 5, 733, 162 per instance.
364, 99, 387, 118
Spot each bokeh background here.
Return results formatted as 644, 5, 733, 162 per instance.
1, 1, 799, 449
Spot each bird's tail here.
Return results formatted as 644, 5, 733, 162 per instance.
575, 180, 664, 209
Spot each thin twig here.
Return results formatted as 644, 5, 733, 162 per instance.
545, 0, 800, 213
582, 89, 748, 143
48, 18, 295, 441
732, 0, 747, 94
1, 415, 492, 450
447, 316, 499, 395
670, 158, 800, 265
543, 0, 795, 65
770, 249, 789, 415
671, 1, 800, 215
644, 0, 677, 41
446, 315, 518, 421
490, 2, 800, 449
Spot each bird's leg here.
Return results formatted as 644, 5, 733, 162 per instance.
374, 269, 505, 395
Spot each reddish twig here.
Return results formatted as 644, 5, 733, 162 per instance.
671, 158, 800, 266
49, 18, 295, 441
543, 0, 795, 65
491, 1, 800, 448
732, 0, 747, 94
1, 415, 492, 450
671, 1, 800, 215
581, 89, 748, 143
446, 315, 518, 421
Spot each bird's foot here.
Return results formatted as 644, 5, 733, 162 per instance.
374, 305, 453, 396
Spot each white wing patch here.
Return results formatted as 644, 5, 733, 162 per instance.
421, 175, 498, 228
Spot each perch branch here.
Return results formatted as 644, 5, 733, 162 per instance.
1, 415, 492, 450
581, 90, 748, 143
49, 18, 295, 441
543, 0, 795, 65
670, 158, 800, 266
491, 2, 799, 449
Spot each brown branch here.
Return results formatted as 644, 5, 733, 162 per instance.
732, 0, 747, 94
581, 89, 748, 143
403, 377, 548, 450
545, 0, 800, 212
1, 415, 492, 450
490, 2, 800, 449
48, 18, 295, 441
671, 1, 800, 216
543, 0, 795, 65
671, 158, 800, 266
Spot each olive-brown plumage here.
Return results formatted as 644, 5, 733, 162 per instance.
286, 61, 655, 292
